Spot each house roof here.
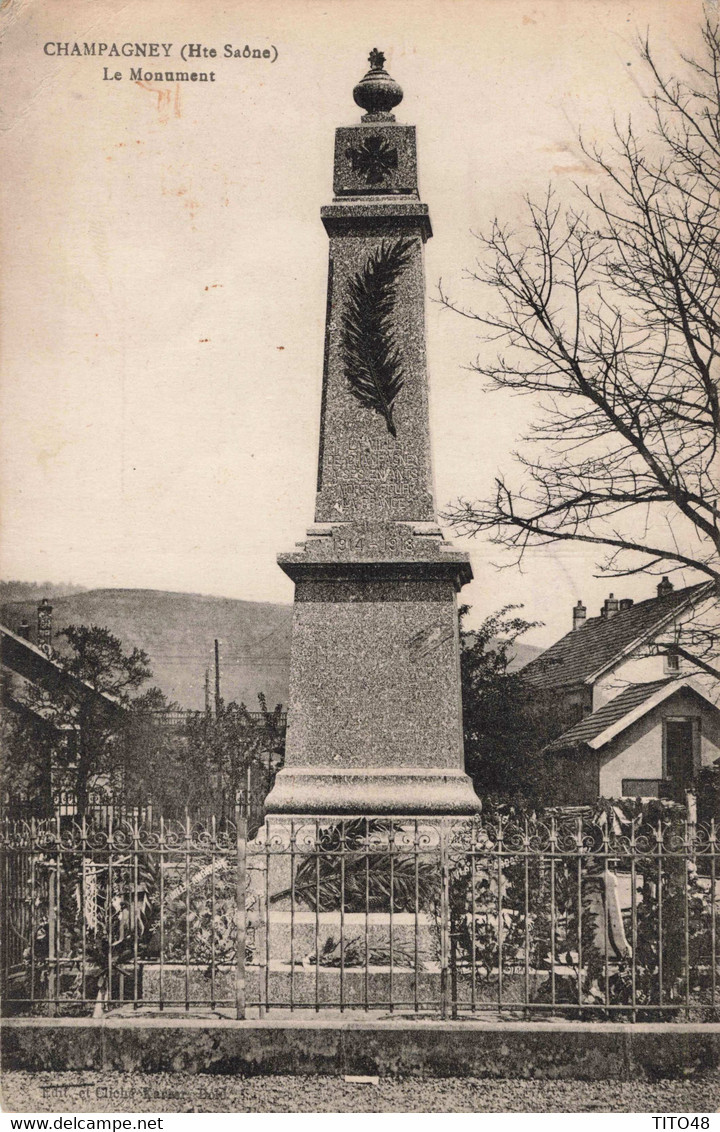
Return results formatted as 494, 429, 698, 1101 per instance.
0, 623, 123, 713
522, 581, 713, 690
544, 677, 719, 753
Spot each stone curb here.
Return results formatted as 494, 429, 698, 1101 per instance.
3, 1018, 720, 1079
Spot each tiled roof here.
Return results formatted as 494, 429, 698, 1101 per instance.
521, 582, 712, 690
544, 679, 674, 752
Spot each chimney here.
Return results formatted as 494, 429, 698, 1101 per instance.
657, 577, 674, 598
572, 600, 587, 631
601, 593, 619, 619
618, 598, 634, 612
37, 598, 53, 654
17, 618, 31, 641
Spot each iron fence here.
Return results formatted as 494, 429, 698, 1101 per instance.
146, 709, 288, 729
1, 810, 247, 1016
1, 812, 718, 1020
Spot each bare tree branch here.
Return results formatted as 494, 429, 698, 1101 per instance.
438, 16, 720, 587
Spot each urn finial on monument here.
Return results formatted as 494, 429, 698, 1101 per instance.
353, 48, 404, 121
264, 53, 481, 817
331, 50, 421, 204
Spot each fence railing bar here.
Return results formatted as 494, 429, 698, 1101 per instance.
549, 817, 556, 1011
184, 811, 191, 1013
133, 811, 140, 1010
265, 825, 272, 1014
414, 818, 420, 1016
575, 818, 583, 1012
389, 821, 395, 1015
29, 819, 37, 1005
289, 818, 296, 1014
80, 816, 88, 1005
472, 835, 478, 1015
657, 819, 664, 1008
364, 817, 370, 1013
159, 815, 165, 1012
440, 821, 449, 1021
684, 818, 691, 1021
56, 812, 63, 1012
47, 842, 56, 1013
630, 819, 637, 1023
210, 814, 217, 1012
106, 810, 114, 1017
340, 818, 346, 1014
497, 822, 504, 1012
711, 818, 717, 1016
603, 832, 610, 1011
235, 806, 246, 1020
314, 834, 320, 1014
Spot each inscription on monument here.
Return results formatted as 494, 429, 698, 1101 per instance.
330, 521, 417, 558
319, 436, 432, 519
330, 484, 430, 517
300, 521, 447, 563
323, 437, 425, 477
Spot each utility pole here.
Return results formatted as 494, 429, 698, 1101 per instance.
204, 667, 210, 716
214, 638, 221, 717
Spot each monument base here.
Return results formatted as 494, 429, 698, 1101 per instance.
264, 766, 481, 815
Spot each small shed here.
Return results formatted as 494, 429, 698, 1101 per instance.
542, 678, 720, 804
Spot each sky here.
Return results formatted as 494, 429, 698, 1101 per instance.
0, 0, 709, 646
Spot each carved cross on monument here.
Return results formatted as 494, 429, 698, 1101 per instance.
264, 53, 481, 815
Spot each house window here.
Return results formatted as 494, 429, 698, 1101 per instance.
664, 649, 680, 674
622, 778, 664, 798
663, 717, 699, 799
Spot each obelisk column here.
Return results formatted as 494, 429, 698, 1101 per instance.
264, 50, 480, 815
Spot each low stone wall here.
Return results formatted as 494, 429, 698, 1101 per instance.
141, 962, 543, 1009
3, 1017, 720, 1079
264, 910, 439, 963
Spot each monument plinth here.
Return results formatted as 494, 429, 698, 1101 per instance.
264, 51, 481, 815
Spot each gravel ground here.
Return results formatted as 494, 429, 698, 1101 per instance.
2, 1072, 720, 1113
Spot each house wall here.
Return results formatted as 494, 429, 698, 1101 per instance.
599, 689, 720, 798
595, 654, 668, 707
0, 668, 56, 721
594, 593, 719, 710
553, 684, 594, 730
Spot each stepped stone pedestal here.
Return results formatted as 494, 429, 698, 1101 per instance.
264, 51, 480, 818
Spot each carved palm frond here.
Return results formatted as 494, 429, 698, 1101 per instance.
341, 237, 414, 437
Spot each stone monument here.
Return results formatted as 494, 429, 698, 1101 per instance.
264, 50, 481, 815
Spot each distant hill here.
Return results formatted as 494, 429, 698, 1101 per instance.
461, 630, 543, 673
504, 641, 544, 672
0, 581, 88, 605
1, 586, 543, 710
0, 588, 292, 711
